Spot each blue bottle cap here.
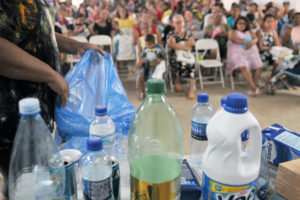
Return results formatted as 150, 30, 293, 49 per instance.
87, 138, 103, 151
224, 93, 248, 114
197, 93, 209, 103
95, 106, 107, 116
18, 98, 41, 115
220, 98, 226, 107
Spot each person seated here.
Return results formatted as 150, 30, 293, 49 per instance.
257, 14, 281, 68
282, 12, 300, 52
133, 10, 162, 45
257, 14, 282, 91
203, 3, 227, 29
167, 14, 196, 99
184, 9, 202, 40
205, 8, 231, 59
67, 14, 90, 38
88, 9, 112, 37
280, 9, 295, 40
114, 6, 136, 29
227, 16, 263, 96
227, 5, 241, 28
137, 22, 158, 52
135, 34, 166, 99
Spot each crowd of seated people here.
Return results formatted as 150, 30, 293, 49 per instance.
48, 0, 300, 98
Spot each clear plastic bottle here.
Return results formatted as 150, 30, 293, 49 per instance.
9, 98, 65, 200
80, 138, 113, 200
90, 106, 115, 156
128, 79, 184, 200
255, 142, 270, 200
190, 94, 214, 169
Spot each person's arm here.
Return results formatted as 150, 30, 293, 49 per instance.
55, 32, 104, 55
184, 35, 195, 49
271, 1, 285, 19
258, 4, 265, 23
273, 29, 281, 46
256, 30, 270, 51
88, 23, 97, 36
228, 30, 244, 44
155, 27, 162, 44
282, 27, 293, 49
167, 36, 188, 50
0, 37, 69, 107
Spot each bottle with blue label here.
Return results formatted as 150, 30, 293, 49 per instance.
90, 106, 115, 157
202, 93, 262, 200
80, 138, 113, 200
190, 94, 214, 169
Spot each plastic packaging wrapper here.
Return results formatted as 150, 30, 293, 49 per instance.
54, 50, 135, 142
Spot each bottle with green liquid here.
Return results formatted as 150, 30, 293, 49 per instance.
128, 79, 184, 200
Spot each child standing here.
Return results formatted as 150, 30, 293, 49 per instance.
135, 34, 166, 99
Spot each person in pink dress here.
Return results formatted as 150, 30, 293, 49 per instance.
227, 16, 263, 96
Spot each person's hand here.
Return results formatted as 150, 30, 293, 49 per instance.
245, 41, 253, 50
47, 71, 69, 108
77, 42, 105, 56
182, 46, 192, 51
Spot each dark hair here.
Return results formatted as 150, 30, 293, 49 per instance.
116, 6, 129, 18
246, 13, 255, 22
293, 12, 300, 20
263, 4, 274, 14
250, 3, 258, 8
233, 16, 250, 32
145, 34, 155, 44
263, 14, 275, 22
163, 2, 170, 8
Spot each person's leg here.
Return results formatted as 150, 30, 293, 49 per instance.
138, 70, 146, 99
238, 66, 258, 92
254, 67, 262, 86
188, 78, 196, 99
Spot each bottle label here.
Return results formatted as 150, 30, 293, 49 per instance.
256, 183, 268, 200
191, 121, 207, 140
202, 172, 256, 200
82, 176, 112, 200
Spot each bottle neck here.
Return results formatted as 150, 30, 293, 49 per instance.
198, 102, 209, 105
147, 93, 164, 98
21, 112, 41, 118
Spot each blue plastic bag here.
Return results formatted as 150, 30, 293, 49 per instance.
54, 50, 135, 142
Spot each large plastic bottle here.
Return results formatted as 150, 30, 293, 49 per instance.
202, 93, 262, 200
190, 93, 214, 169
9, 98, 65, 200
128, 79, 184, 200
90, 106, 115, 156
80, 138, 113, 200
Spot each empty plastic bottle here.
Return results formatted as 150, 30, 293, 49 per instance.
80, 138, 113, 200
90, 106, 115, 156
9, 98, 65, 200
190, 94, 214, 169
256, 142, 270, 200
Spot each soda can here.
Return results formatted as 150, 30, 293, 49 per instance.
111, 156, 120, 200
60, 149, 82, 200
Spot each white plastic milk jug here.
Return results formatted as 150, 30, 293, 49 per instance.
202, 93, 262, 200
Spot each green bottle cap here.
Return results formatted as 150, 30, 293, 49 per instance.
147, 79, 165, 94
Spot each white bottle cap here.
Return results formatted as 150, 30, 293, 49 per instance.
18, 98, 41, 115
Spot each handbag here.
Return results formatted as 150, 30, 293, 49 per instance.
175, 49, 195, 65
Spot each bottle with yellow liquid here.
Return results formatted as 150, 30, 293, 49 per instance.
128, 79, 184, 200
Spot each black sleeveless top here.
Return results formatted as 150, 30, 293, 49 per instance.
93, 20, 112, 36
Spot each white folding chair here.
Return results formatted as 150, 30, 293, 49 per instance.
195, 39, 225, 89
113, 29, 136, 78
66, 36, 88, 68
89, 35, 113, 54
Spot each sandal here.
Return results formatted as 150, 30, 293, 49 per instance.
247, 88, 261, 97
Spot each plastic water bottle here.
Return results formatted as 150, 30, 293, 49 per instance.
202, 93, 262, 200
80, 138, 113, 200
9, 98, 65, 200
255, 142, 270, 200
190, 94, 214, 169
90, 106, 115, 156
128, 79, 184, 200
